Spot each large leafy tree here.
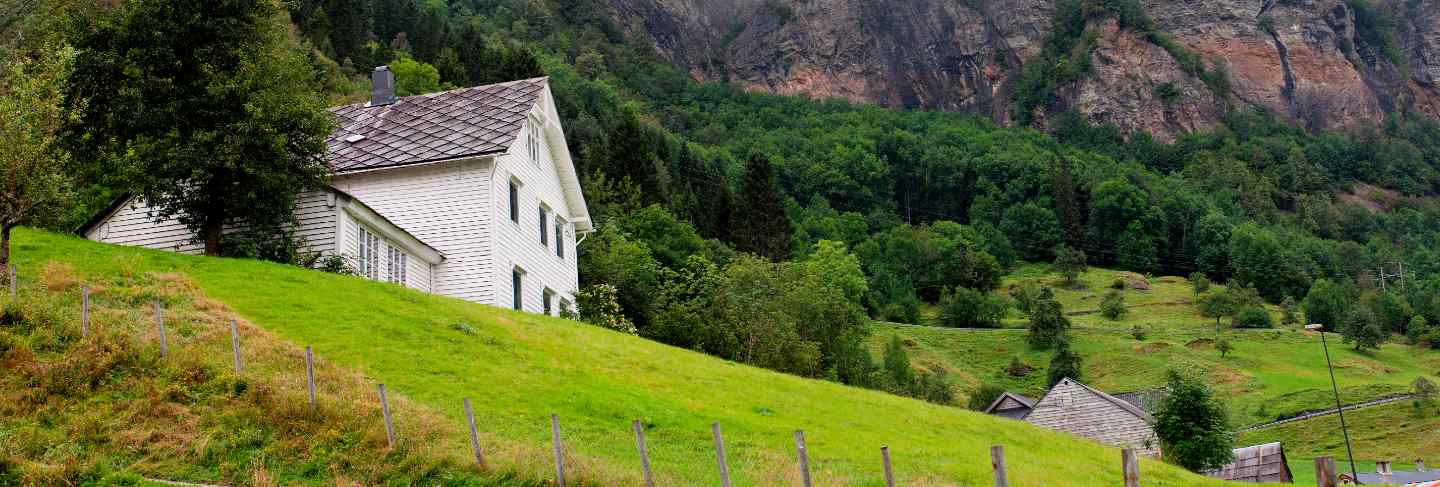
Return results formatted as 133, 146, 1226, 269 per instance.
1154, 369, 1234, 472
0, 42, 74, 268
1027, 287, 1070, 348
1302, 279, 1349, 330
1045, 338, 1082, 388
64, 0, 333, 256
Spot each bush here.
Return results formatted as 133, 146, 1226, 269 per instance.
574, 284, 638, 335
967, 382, 1007, 411
1216, 339, 1233, 357
1131, 325, 1147, 341
1027, 288, 1071, 348
1046, 338, 1083, 388
1004, 356, 1034, 377
1190, 273, 1210, 295
1053, 246, 1088, 287
1100, 290, 1127, 320
938, 287, 1008, 328
1235, 308, 1273, 329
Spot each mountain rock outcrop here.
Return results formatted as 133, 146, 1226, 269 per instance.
606, 0, 1440, 139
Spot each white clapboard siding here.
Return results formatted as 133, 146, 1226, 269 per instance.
332, 159, 493, 303
491, 111, 579, 315
86, 191, 340, 256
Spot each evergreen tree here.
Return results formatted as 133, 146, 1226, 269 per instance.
1028, 288, 1071, 348
65, 0, 332, 256
731, 152, 793, 260
1051, 156, 1084, 247
1154, 369, 1234, 472
1280, 296, 1298, 325
1046, 338, 1083, 388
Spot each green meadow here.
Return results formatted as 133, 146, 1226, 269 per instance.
880, 265, 1440, 428
1, 228, 1248, 486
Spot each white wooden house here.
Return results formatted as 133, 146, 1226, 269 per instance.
79, 68, 592, 315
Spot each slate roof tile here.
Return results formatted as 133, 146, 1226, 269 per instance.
326, 77, 547, 172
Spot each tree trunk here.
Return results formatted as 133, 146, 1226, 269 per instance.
0, 224, 10, 269
203, 219, 223, 256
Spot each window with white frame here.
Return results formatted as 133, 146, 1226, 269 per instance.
387, 245, 407, 285
508, 179, 520, 223
539, 205, 549, 246
543, 288, 555, 316
358, 226, 381, 280
528, 121, 541, 164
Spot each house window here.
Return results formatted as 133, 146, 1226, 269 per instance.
529, 122, 541, 164
508, 180, 520, 223
543, 288, 554, 315
539, 206, 549, 246
512, 268, 523, 311
358, 226, 381, 280
387, 245, 408, 286
555, 219, 565, 259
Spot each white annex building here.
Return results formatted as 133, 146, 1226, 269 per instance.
79, 67, 592, 316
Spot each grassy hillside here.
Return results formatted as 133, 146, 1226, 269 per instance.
0, 228, 1246, 486
1240, 400, 1440, 486
878, 265, 1440, 427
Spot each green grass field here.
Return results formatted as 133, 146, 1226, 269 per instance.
2, 228, 1249, 486
879, 265, 1440, 428
1240, 400, 1440, 485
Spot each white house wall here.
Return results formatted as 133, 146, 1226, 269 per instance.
331, 159, 494, 304
86, 191, 339, 256
491, 111, 579, 315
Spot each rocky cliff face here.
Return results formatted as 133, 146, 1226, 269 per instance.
605, 0, 1440, 139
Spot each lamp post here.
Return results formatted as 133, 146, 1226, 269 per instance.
1306, 323, 1359, 483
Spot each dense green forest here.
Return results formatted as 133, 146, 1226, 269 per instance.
14, 0, 1440, 402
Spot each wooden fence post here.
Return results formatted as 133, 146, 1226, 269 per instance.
80, 285, 90, 338
712, 422, 731, 487
881, 446, 895, 487
551, 413, 567, 487
153, 301, 167, 358
229, 319, 242, 374
1122, 449, 1140, 487
463, 398, 486, 470
795, 430, 812, 487
1315, 456, 1337, 487
379, 384, 395, 446
305, 346, 316, 410
991, 445, 1008, 487
633, 420, 654, 487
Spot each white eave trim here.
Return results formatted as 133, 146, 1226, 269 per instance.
336, 195, 445, 265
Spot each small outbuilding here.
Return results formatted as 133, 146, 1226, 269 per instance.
1205, 442, 1293, 483
1023, 377, 1161, 457
982, 392, 1036, 420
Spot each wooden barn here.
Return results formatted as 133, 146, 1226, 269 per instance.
1206, 442, 1293, 483
1022, 377, 1161, 457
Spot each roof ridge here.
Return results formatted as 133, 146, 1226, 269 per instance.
1067, 379, 1154, 422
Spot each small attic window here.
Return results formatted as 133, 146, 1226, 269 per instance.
344, 134, 366, 143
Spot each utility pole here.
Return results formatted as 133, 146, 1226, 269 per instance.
1307, 324, 1360, 483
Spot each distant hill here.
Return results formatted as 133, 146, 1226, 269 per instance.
873, 264, 1440, 428
0, 228, 1237, 486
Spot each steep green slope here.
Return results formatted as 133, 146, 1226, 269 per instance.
876, 266, 1440, 427
3, 228, 1241, 486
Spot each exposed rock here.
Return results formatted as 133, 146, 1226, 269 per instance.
606, 0, 1440, 138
